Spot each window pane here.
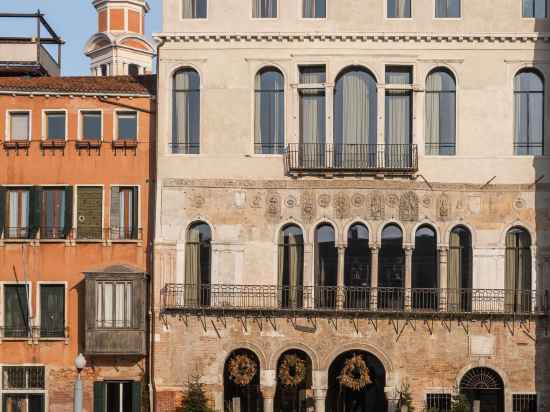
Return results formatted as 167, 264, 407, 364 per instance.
514, 71, 544, 155
40, 285, 65, 338
436, 0, 460, 17
253, 0, 277, 18
388, 0, 411, 17
46, 112, 66, 140
299, 65, 326, 84
4, 285, 29, 337
118, 112, 137, 140
10, 113, 30, 140
303, 0, 326, 18
7, 190, 30, 239
182, 0, 207, 18
255, 69, 285, 154
386, 66, 412, 84
82, 112, 102, 140
41, 189, 66, 239
173, 69, 201, 154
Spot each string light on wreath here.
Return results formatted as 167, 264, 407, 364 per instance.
278, 354, 307, 387
228, 354, 258, 386
337, 354, 372, 391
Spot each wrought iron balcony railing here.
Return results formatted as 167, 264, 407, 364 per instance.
284, 143, 418, 175
161, 284, 549, 317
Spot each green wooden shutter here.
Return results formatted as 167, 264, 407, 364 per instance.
131, 187, 139, 239
110, 186, 120, 239
40, 285, 65, 338
64, 186, 73, 238
29, 186, 42, 238
131, 381, 142, 412
93, 381, 106, 412
0, 186, 5, 238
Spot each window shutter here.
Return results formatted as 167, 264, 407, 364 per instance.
93, 381, 106, 412
131, 381, 142, 412
30, 186, 42, 238
0, 186, 5, 237
64, 186, 73, 238
131, 188, 139, 239
110, 187, 120, 240
40, 285, 65, 337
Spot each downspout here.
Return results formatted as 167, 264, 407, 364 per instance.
149, 34, 165, 412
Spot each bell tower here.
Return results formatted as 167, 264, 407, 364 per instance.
85, 0, 155, 76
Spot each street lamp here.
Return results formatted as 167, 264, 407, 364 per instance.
74, 354, 86, 412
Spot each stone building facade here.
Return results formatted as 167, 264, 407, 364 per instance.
153, 1, 550, 411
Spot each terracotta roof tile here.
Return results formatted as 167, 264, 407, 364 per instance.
0, 74, 156, 96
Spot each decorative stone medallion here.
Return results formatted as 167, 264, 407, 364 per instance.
399, 191, 419, 221
266, 192, 281, 218
334, 192, 350, 219
191, 194, 205, 208
318, 194, 331, 208
250, 192, 263, 208
386, 194, 399, 209
514, 197, 526, 210
422, 194, 433, 208
285, 195, 297, 209
351, 193, 365, 208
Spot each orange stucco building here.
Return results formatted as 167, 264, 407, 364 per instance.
0, 74, 156, 412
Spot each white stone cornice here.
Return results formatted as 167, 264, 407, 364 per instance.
153, 31, 550, 44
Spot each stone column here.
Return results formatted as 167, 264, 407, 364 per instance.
370, 245, 379, 310
314, 388, 327, 412
404, 245, 414, 311
262, 385, 276, 412
438, 246, 449, 311
337, 244, 346, 309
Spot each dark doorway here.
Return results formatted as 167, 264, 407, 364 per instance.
274, 350, 313, 412
460, 367, 505, 412
379, 224, 404, 310
448, 226, 473, 312
326, 350, 387, 412
412, 225, 438, 310
315, 223, 338, 308
224, 349, 263, 412
345, 223, 371, 309
278, 225, 305, 309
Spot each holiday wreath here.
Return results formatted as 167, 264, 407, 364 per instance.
337, 354, 372, 391
228, 354, 258, 386
278, 354, 307, 387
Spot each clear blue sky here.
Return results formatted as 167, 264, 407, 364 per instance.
1, 0, 162, 76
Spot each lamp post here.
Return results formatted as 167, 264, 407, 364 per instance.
74, 353, 86, 412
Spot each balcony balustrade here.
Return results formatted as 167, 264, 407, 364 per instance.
161, 284, 549, 318
284, 143, 418, 175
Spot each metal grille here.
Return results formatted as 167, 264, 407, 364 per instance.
460, 368, 503, 390
513, 394, 537, 412
3, 366, 45, 389
426, 393, 451, 411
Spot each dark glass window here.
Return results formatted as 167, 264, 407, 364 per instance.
426, 393, 451, 411
303, 0, 326, 18
514, 69, 544, 155
513, 394, 537, 412
425, 68, 456, 155
117, 112, 138, 140
40, 285, 65, 338
523, 0, 546, 18
82, 111, 102, 140
379, 224, 404, 310
278, 225, 304, 308
315, 224, 337, 308
253, 0, 277, 18
128, 64, 139, 76
182, 0, 207, 18
46, 112, 66, 140
255, 68, 285, 154
412, 225, 438, 310
172, 68, 200, 154
40, 188, 67, 240
185, 222, 212, 306
387, 0, 411, 18
4, 285, 30, 338
435, 0, 460, 17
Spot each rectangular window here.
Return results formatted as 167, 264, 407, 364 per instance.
117, 112, 138, 140
96, 281, 133, 329
76, 186, 103, 240
513, 394, 537, 412
2, 366, 46, 412
94, 381, 141, 412
40, 188, 68, 240
253, 0, 277, 18
110, 187, 138, 240
9, 112, 30, 141
426, 393, 451, 412
6, 189, 30, 239
4, 285, 30, 338
45, 112, 66, 140
523, 0, 546, 18
303, 0, 326, 18
81, 111, 102, 140
387, 0, 411, 18
182, 0, 207, 18
436, 0, 460, 17
40, 285, 65, 338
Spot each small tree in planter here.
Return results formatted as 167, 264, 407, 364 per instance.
182, 374, 214, 412
450, 391, 471, 412
396, 383, 415, 412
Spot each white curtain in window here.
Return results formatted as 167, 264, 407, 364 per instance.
254, 69, 284, 153
300, 90, 326, 145
388, 0, 410, 17
173, 69, 200, 153
425, 73, 441, 155
514, 71, 544, 155
10, 113, 29, 140
115, 283, 125, 328
99, 283, 113, 328
426, 70, 456, 155
125, 283, 132, 327
8, 191, 29, 238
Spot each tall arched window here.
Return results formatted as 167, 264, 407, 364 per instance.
425, 68, 456, 155
173, 68, 200, 154
379, 224, 404, 310
185, 222, 211, 306
514, 69, 544, 155
412, 225, 438, 310
278, 225, 304, 308
505, 227, 532, 313
315, 223, 337, 308
333, 67, 378, 167
448, 226, 473, 312
255, 67, 285, 154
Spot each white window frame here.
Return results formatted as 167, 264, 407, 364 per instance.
0, 364, 48, 412
41, 110, 68, 141
113, 110, 139, 141
78, 109, 104, 141
75, 185, 105, 242
36, 282, 68, 342
5, 110, 32, 142
0, 282, 33, 342
108, 185, 141, 243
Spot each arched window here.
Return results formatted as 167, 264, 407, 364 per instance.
412, 225, 438, 310
275, 349, 313, 412
315, 223, 337, 308
185, 222, 211, 306
448, 226, 473, 312
278, 225, 304, 308
460, 368, 504, 412
505, 227, 532, 313
172, 68, 200, 154
379, 224, 404, 310
224, 349, 262, 411
425, 68, 456, 155
514, 69, 544, 155
344, 224, 371, 309
334, 67, 378, 167
255, 67, 285, 154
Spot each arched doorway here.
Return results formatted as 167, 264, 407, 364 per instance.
345, 223, 371, 309
326, 350, 387, 412
460, 367, 504, 412
412, 225, 438, 310
274, 350, 313, 412
379, 224, 404, 310
224, 349, 263, 412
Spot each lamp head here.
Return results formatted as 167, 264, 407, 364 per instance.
75, 353, 87, 372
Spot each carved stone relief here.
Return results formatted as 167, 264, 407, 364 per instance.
301, 192, 316, 223
266, 192, 281, 219
334, 192, 350, 219
386, 194, 399, 209
191, 194, 205, 208
318, 194, 331, 209
422, 194, 433, 208
233, 191, 246, 208
250, 192, 263, 208
351, 193, 365, 208
399, 191, 419, 221
368, 192, 385, 220
285, 195, 297, 209
437, 194, 450, 220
